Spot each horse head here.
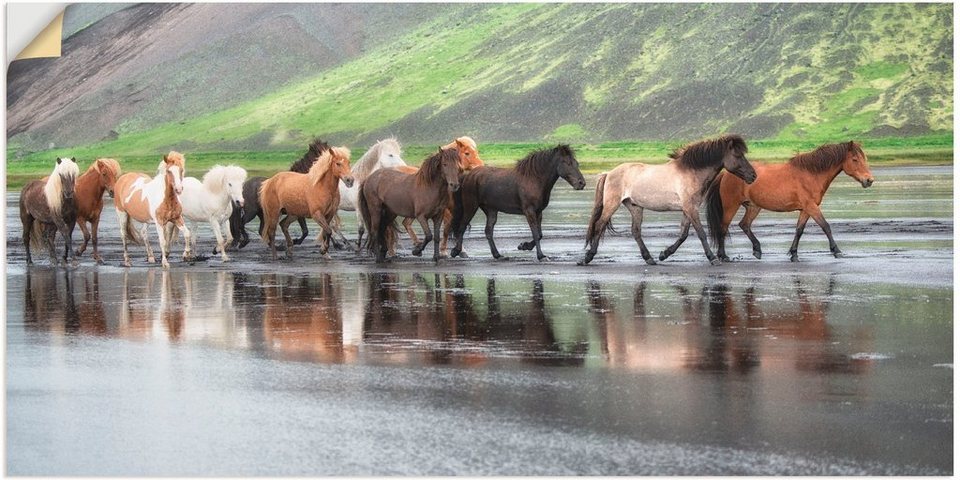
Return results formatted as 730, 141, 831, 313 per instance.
331, 147, 354, 187
56, 157, 79, 200
439, 147, 462, 192
555, 145, 586, 190
842, 141, 874, 188
721, 137, 757, 184
221, 166, 248, 207
377, 138, 405, 169
451, 137, 484, 170
96, 158, 121, 197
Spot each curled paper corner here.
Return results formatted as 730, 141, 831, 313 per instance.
14, 10, 64, 61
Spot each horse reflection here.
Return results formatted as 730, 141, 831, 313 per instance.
23, 269, 107, 337
118, 270, 185, 341
587, 277, 871, 375
363, 274, 583, 366
260, 273, 348, 363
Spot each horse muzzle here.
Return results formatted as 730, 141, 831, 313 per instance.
449, 182, 461, 192
342, 176, 355, 188
861, 178, 874, 188
740, 171, 758, 184
235, 199, 245, 208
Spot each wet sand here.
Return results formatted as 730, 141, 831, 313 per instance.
5, 166, 953, 475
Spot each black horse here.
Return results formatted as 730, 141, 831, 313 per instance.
229, 139, 330, 249
450, 144, 585, 261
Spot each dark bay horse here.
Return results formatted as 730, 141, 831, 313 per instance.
359, 147, 462, 263
450, 144, 586, 261
230, 138, 331, 249
21, 157, 80, 265
706, 141, 874, 262
579, 135, 756, 266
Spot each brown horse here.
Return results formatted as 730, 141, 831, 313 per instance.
450, 144, 586, 261
259, 146, 353, 259
113, 152, 191, 268
73, 158, 122, 263
706, 141, 874, 262
386, 137, 485, 257
20, 157, 80, 265
359, 147, 462, 262
580, 135, 756, 266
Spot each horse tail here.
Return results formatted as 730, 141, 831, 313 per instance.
258, 177, 278, 245
584, 173, 613, 247
123, 216, 144, 246
705, 172, 727, 248
357, 183, 376, 253
28, 222, 46, 251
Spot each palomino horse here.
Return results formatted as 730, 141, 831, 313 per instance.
259, 146, 353, 259
450, 144, 586, 261
392, 136, 485, 256
230, 138, 331, 249
72, 158, 121, 263
706, 141, 874, 262
335, 138, 407, 247
113, 152, 192, 268
20, 157, 80, 265
179, 165, 247, 261
359, 147, 461, 263
579, 135, 757, 266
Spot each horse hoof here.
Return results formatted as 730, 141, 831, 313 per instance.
658, 252, 669, 261
645, 258, 657, 266
293, 239, 305, 246
458, 251, 469, 258
790, 255, 799, 263
753, 250, 762, 260
147, 256, 156, 264
238, 239, 249, 249
412, 250, 423, 257
709, 258, 722, 266
833, 251, 845, 258
518, 242, 534, 251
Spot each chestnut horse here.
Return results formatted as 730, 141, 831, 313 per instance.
230, 138, 332, 249
359, 147, 462, 263
580, 135, 757, 266
20, 157, 80, 265
73, 158, 122, 263
259, 146, 353, 259
113, 152, 192, 268
450, 144, 585, 261
706, 141, 874, 262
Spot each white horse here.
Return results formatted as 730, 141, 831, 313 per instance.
335, 138, 406, 246
178, 165, 247, 262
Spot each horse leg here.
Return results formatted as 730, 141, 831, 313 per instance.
154, 222, 169, 268
403, 217, 420, 247
432, 214, 443, 262
412, 216, 432, 257
788, 212, 811, 262
116, 211, 131, 267
738, 205, 763, 260
659, 218, 690, 262
140, 223, 156, 263
807, 205, 843, 258
355, 210, 365, 252
523, 209, 547, 261
211, 219, 229, 262
44, 225, 58, 265
90, 214, 104, 264
279, 215, 297, 259
439, 208, 453, 257
57, 218, 76, 266
376, 211, 396, 263
716, 202, 742, 262
483, 208, 502, 259
176, 219, 192, 262
22, 215, 33, 265
685, 208, 721, 266
76, 218, 91, 256
624, 203, 656, 265
295, 217, 309, 245
518, 211, 543, 251
312, 212, 334, 258
579, 190, 621, 266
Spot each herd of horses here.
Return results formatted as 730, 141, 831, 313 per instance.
18, 134, 875, 268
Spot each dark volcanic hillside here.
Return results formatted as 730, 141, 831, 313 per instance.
7, 3, 953, 155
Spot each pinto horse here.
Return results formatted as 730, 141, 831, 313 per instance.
230, 138, 331, 249
180, 165, 247, 261
706, 141, 874, 262
113, 152, 192, 268
259, 146, 353, 260
359, 147, 461, 263
20, 157, 80, 265
580, 135, 757, 266
72, 158, 122, 263
450, 144, 586, 261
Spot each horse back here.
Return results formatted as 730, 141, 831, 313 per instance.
114, 173, 153, 221
20, 180, 49, 220
74, 170, 106, 220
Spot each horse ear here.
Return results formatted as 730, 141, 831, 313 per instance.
56, 158, 62, 164
71, 157, 76, 162
438, 146, 443, 153
456, 138, 466, 149
847, 141, 856, 151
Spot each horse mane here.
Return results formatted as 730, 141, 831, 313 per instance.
44, 158, 79, 214
669, 134, 748, 171
514, 144, 572, 179
202, 165, 247, 193
88, 158, 121, 177
415, 148, 457, 186
354, 137, 401, 179
446, 136, 477, 151
788, 142, 861, 172
308, 147, 350, 184
164, 151, 186, 170
290, 138, 331, 173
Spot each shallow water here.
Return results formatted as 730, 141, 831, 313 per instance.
5, 166, 953, 475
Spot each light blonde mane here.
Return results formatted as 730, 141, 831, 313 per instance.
86, 157, 121, 177
353, 138, 401, 179
202, 165, 246, 193
308, 147, 350, 184
44, 158, 80, 214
